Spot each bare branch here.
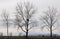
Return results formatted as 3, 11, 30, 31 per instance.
40, 7, 58, 37
1, 10, 10, 36
15, 2, 36, 37
17, 24, 26, 32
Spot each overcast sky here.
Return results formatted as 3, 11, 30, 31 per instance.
0, 0, 60, 36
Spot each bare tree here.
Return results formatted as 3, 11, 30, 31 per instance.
19, 33, 22, 36
40, 7, 58, 37
15, 2, 37, 37
1, 10, 10, 36
9, 32, 12, 36
0, 32, 3, 36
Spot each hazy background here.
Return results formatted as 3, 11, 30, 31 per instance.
0, 0, 60, 36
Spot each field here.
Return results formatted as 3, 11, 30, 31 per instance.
0, 36, 60, 39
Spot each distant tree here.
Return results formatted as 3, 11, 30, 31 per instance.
0, 32, 3, 36
15, 2, 37, 37
40, 7, 58, 37
19, 33, 22, 36
1, 10, 10, 36
9, 32, 12, 36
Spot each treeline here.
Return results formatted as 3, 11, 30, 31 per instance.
0, 1, 60, 38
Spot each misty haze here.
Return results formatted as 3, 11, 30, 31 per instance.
0, 0, 60, 39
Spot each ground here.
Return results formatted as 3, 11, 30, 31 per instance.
0, 36, 60, 39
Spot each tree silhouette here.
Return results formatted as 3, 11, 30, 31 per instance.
15, 2, 37, 37
1, 10, 10, 36
40, 7, 58, 37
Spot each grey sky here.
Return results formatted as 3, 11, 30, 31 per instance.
0, 0, 60, 36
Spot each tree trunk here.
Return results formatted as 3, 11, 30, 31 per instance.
7, 23, 8, 39
26, 30, 28, 37
26, 19, 29, 38
50, 26, 52, 37
7, 25, 8, 36
7, 22, 8, 36
50, 18, 53, 37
